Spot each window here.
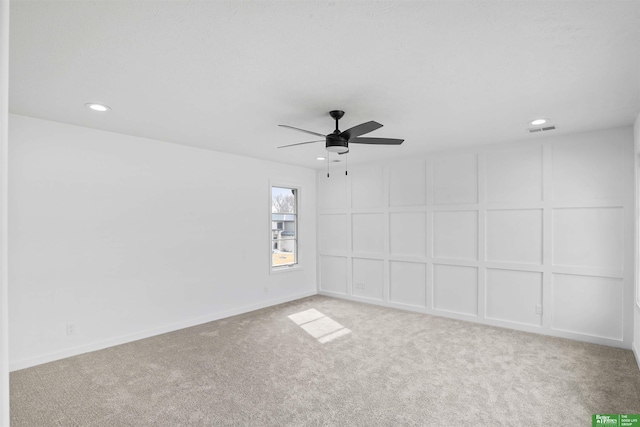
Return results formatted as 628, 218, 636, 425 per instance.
271, 186, 297, 268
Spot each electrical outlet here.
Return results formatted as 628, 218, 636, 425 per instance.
355, 282, 364, 290
66, 323, 76, 336
264, 286, 269, 294
535, 304, 542, 315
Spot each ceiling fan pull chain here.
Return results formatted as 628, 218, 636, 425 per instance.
327, 152, 330, 178
345, 152, 348, 176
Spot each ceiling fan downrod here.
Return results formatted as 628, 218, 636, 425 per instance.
330, 110, 345, 134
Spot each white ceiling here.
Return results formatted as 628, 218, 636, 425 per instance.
9, 0, 640, 169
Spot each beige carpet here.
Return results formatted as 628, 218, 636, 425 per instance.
10, 295, 640, 426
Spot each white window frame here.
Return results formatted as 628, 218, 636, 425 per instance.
269, 182, 302, 274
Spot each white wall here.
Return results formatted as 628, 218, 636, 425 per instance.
634, 113, 640, 368
0, 0, 9, 423
318, 127, 634, 349
9, 114, 316, 370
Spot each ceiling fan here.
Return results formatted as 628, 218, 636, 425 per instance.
277, 110, 404, 155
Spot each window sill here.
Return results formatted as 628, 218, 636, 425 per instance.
270, 264, 303, 275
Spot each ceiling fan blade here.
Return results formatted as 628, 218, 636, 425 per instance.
277, 140, 324, 149
340, 121, 383, 140
349, 137, 404, 145
278, 124, 326, 138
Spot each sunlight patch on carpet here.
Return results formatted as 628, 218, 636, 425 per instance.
288, 309, 351, 343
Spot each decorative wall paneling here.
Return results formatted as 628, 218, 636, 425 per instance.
318, 127, 634, 348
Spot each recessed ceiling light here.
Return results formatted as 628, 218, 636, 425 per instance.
316, 156, 326, 161
85, 103, 111, 112
529, 118, 548, 126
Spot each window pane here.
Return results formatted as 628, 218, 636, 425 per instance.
271, 186, 298, 268
272, 187, 296, 213
272, 214, 296, 239
272, 239, 297, 266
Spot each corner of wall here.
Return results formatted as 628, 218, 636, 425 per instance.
0, 0, 9, 422
634, 111, 640, 371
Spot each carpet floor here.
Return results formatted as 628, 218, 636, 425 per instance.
10, 295, 640, 426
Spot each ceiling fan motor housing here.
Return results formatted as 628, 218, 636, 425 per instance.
326, 134, 349, 153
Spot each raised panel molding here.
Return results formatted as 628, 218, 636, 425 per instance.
433, 154, 478, 205
389, 160, 426, 207
390, 212, 426, 257
390, 261, 426, 307
319, 256, 347, 294
352, 258, 384, 301
552, 135, 625, 201
486, 269, 542, 326
486, 209, 542, 265
317, 128, 633, 349
352, 213, 384, 254
552, 207, 624, 271
319, 214, 347, 253
486, 146, 542, 203
351, 164, 383, 208
433, 210, 478, 260
433, 264, 478, 316
552, 274, 623, 340
318, 171, 348, 210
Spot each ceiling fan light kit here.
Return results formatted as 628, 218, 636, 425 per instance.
277, 110, 404, 176
325, 136, 349, 153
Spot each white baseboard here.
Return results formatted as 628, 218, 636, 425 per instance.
10, 290, 316, 372
14, 289, 634, 372
318, 290, 630, 350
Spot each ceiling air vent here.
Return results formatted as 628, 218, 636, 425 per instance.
528, 126, 556, 133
